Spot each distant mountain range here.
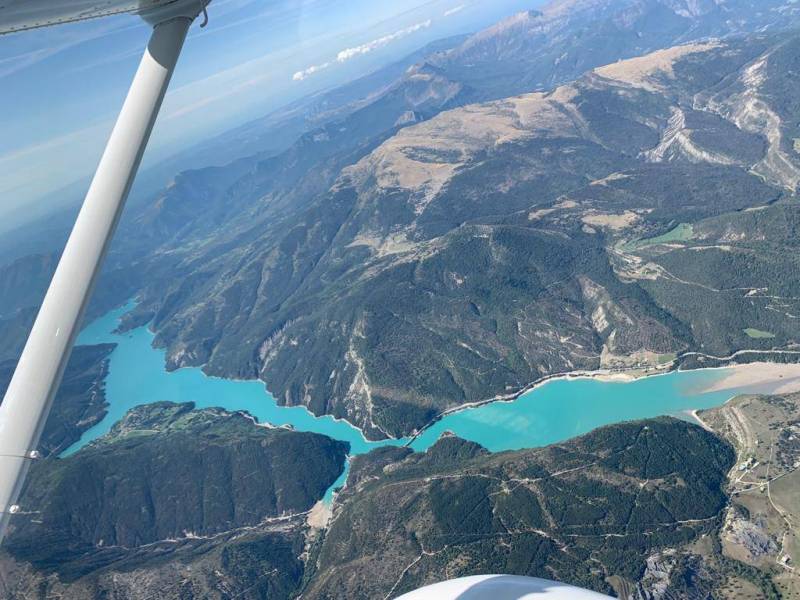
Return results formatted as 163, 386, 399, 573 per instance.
178, 0, 800, 169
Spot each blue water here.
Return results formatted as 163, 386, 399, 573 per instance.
65, 304, 739, 501
324, 458, 351, 504
408, 370, 734, 452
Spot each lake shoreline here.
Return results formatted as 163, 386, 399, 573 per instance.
79, 303, 800, 456
72, 305, 800, 532
403, 359, 800, 449
403, 365, 671, 448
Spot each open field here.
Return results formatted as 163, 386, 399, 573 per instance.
745, 328, 777, 339
622, 222, 694, 251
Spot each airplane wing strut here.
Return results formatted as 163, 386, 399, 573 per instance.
0, 2, 207, 544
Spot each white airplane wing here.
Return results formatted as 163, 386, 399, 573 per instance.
397, 575, 613, 599
0, 0, 190, 34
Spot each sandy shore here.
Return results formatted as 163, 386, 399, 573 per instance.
589, 372, 637, 383
689, 409, 714, 432
698, 362, 800, 395
307, 500, 332, 529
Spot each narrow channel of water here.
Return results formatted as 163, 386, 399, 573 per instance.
65, 304, 740, 502
64, 303, 403, 458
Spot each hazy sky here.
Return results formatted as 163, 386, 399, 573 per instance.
0, 0, 536, 226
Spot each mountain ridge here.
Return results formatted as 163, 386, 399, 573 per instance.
112, 33, 799, 439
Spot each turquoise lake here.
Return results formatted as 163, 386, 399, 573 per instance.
66, 304, 741, 501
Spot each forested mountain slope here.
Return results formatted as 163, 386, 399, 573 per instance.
0, 409, 741, 599
4, 396, 796, 599
0, 403, 348, 599
8, 0, 800, 346
0, 344, 115, 456
304, 419, 735, 598
117, 34, 800, 439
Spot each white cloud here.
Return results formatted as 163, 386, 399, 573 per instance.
292, 61, 331, 81
292, 19, 432, 82
443, 4, 466, 17
336, 19, 431, 62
